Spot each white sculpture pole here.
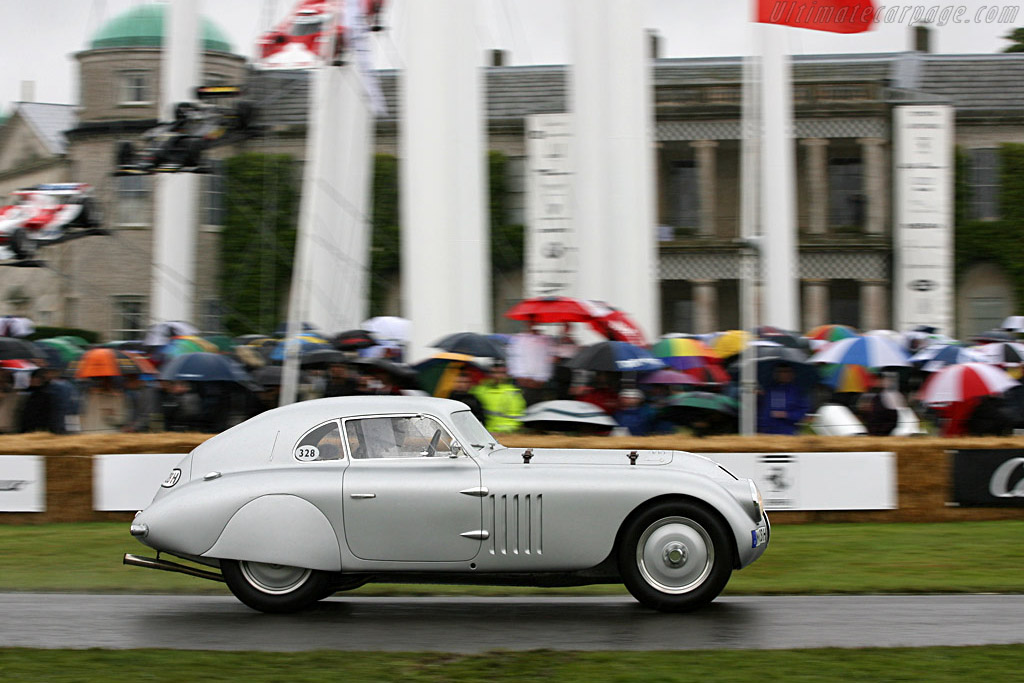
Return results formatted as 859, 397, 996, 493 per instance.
152, 0, 200, 324
569, 0, 658, 336
759, 25, 798, 331
400, 0, 490, 362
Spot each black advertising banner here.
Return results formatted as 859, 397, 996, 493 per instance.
952, 449, 1024, 507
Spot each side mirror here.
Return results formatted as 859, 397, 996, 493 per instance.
450, 442, 464, 459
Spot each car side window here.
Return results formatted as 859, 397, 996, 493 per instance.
294, 420, 343, 461
345, 415, 454, 459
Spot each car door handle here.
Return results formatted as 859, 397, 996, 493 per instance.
349, 493, 376, 499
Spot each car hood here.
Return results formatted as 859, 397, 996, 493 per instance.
486, 447, 728, 476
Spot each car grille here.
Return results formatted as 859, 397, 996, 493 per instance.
487, 493, 543, 556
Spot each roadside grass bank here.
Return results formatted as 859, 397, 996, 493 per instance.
1, 646, 1023, 681
1, 520, 1023, 596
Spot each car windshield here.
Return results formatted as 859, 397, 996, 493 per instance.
451, 410, 499, 452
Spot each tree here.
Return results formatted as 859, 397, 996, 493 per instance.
1001, 27, 1024, 53
220, 153, 300, 336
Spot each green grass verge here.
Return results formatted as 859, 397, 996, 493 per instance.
2, 646, 1024, 681
1, 520, 1023, 596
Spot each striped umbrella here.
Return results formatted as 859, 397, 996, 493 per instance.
651, 337, 719, 372
805, 324, 859, 344
413, 352, 488, 397
919, 362, 1019, 406
910, 343, 985, 373
974, 342, 1024, 366
810, 335, 909, 392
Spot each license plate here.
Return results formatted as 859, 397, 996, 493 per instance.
751, 525, 768, 548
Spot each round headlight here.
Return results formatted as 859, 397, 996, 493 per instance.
749, 479, 764, 519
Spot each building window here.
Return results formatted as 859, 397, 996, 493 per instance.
202, 160, 225, 226
660, 280, 693, 334
113, 296, 146, 341
117, 175, 151, 225
828, 279, 860, 328
669, 161, 699, 232
969, 148, 1000, 220
828, 157, 864, 229
119, 70, 152, 104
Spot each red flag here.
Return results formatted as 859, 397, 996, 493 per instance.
756, 0, 875, 33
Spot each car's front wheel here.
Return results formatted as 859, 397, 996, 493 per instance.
221, 559, 331, 613
617, 501, 734, 613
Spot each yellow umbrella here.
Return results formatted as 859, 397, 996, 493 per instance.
712, 330, 749, 359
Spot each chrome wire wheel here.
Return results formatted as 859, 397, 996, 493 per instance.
239, 561, 312, 595
635, 516, 714, 594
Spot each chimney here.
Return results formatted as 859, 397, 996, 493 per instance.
648, 30, 661, 59
20, 80, 35, 103
913, 24, 931, 52
490, 49, 507, 67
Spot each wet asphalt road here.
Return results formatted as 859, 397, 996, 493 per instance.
2, 593, 1023, 652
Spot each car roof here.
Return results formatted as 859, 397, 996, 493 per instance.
249, 395, 469, 426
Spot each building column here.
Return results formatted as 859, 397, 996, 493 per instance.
692, 279, 718, 334
802, 279, 829, 330
859, 278, 888, 331
691, 140, 718, 237
859, 137, 887, 235
800, 138, 828, 235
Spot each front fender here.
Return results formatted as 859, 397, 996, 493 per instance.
203, 494, 341, 571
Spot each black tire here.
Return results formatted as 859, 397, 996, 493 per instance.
617, 500, 734, 613
73, 197, 100, 228
182, 137, 204, 168
318, 574, 371, 601
221, 559, 331, 613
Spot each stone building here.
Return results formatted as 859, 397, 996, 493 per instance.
2, 5, 1024, 341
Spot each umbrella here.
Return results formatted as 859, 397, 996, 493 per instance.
160, 335, 220, 360
362, 316, 411, 344
203, 335, 235, 352
678, 364, 731, 385
587, 304, 649, 346
0, 338, 46, 361
234, 334, 272, 346
334, 329, 377, 350
521, 400, 618, 434
504, 296, 607, 324
974, 342, 1024, 366
231, 345, 266, 369
412, 352, 488, 397
711, 330, 749, 359
638, 369, 699, 386
660, 392, 738, 436
160, 352, 253, 385
971, 329, 1015, 344
805, 324, 859, 343
1002, 315, 1024, 332
430, 332, 507, 359
143, 321, 198, 347
809, 335, 910, 369
650, 337, 720, 372
299, 348, 348, 368
36, 338, 84, 364
741, 344, 817, 390
819, 363, 875, 393
73, 348, 154, 378
0, 359, 37, 371
910, 343, 986, 373
268, 334, 331, 362
102, 339, 150, 353
566, 341, 666, 373
0, 316, 35, 337
252, 365, 283, 387
918, 362, 1019, 406
351, 357, 419, 388
758, 328, 808, 351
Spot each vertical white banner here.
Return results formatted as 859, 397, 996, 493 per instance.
894, 105, 954, 334
525, 113, 576, 298
0, 456, 45, 512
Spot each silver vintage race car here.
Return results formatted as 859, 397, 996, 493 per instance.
125, 396, 769, 613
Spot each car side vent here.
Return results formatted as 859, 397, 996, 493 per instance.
487, 493, 542, 556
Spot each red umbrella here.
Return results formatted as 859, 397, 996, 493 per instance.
504, 296, 607, 324
918, 362, 1018, 406
589, 307, 649, 346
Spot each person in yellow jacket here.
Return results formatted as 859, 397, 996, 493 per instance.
471, 361, 526, 434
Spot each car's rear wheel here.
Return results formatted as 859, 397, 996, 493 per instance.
221, 559, 330, 613
617, 501, 733, 613
9, 228, 33, 259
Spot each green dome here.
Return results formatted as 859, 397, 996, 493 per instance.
89, 3, 233, 53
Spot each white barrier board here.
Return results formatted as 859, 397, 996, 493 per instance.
93, 454, 187, 512
0, 455, 45, 512
706, 452, 897, 511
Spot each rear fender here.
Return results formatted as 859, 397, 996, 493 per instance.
203, 494, 341, 571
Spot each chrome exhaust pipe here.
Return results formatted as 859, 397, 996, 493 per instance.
123, 553, 225, 583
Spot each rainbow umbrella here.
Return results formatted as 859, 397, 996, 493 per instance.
651, 337, 719, 372
805, 324, 859, 344
162, 335, 219, 358
268, 334, 331, 362
413, 352, 487, 397
818, 363, 875, 392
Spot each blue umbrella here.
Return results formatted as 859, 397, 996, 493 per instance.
566, 341, 666, 373
160, 352, 253, 385
910, 343, 985, 373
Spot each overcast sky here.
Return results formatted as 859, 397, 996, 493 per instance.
1, 0, 1020, 114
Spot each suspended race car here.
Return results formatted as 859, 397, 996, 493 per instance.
0, 183, 108, 264
254, 0, 385, 70
115, 86, 259, 176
